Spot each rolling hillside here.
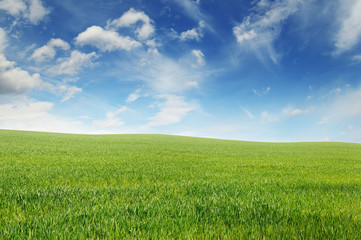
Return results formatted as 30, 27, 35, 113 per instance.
1, 130, 361, 239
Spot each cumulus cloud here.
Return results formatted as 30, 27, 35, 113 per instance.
92, 106, 127, 128
0, 54, 44, 95
179, 21, 206, 41
0, 0, 49, 24
0, 28, 7, 53
75, 26, 141, 52
334, 0, 361, 54
107, 8, 155, 40
49, 50, 97, 75
29, 38, 70, 63
26, 0, 50, 24
0, 0, 26, 16
145, 94, 196, 127
191, 49, 205, 68
233, 0, 305, 63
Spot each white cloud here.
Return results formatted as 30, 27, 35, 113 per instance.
332, 86, 361, 119
191, 49, 205, 68
334, 0, 361, 54
145, 94, 196, 127
233, 0, 305, 63
317, 116, 329, 125
0, 97, 88, 133
234, 18, 257, 44
26, 0, 50, 24
252, 86, 271, 96
261, 111, 279, 122
179, 21, 206, 41
321, 87, 342, 99
352, 55, 361, 62
137, 54, 206, 93
92, 118, 124, 128
0, 28, 7, 53
0, 0, 26, 16
320, 137, 331, 142
75, 26, 141, 52
185, 81, 198, 88
0, 54, 44, 94
29, 38, 70, 63
171, 0, 204, 22
282, 106, 308, 117
260, 105, 309, 122
58, 85, 82, 102
241, 106, 255, 119
49, 50, 97, 75
0, 98, 52, 122
0, 0, 49, 24
146, 39, 160, 48
126, 88, 141, 103
92, 106, 127, 128
107, 8, 155, 40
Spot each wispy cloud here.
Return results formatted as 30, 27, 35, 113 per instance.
170, 0, 204, 22
332, 86, 361, 119
126, 88, 142, 103
233, 0, 306, 63
92, 106, 127, 128
261, 105, 309, 122
282, 106, 309, 117
180, 21, 206, 41
352, 55, 361, 62
334, 0, 361, 54
49, 50, 97, 75
144, 94, 196, 127
191, 49, 205, 68
0, 28, 7, 53
252, 86, 271, 96
58, 85, 82, 102
137, 54, 206, 93
240, 106, 255, 119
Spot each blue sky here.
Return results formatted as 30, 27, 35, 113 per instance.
1, 0, 361, 142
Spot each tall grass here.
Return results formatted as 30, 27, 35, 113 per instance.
1, 130, 361, 239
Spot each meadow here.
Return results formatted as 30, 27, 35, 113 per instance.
0, 129, 361, 239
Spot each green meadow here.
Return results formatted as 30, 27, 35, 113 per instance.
0, 129, 361, 239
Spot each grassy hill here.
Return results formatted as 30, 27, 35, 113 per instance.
1, 129, 361, 239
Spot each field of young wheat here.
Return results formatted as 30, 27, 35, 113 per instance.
0, 130, 360, 239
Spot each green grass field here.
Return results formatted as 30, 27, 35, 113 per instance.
1, 130, 361, 239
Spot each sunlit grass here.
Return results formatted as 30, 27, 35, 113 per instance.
1, 130, 361, 239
